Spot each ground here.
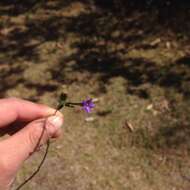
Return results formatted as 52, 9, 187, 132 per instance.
0, 1, 190, 190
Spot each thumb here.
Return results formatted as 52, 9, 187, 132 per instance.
0, 115, 63, 184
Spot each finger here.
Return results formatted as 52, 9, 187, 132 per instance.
0, 114, 63, 176
0, 98, 57, 128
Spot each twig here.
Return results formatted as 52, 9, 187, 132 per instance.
15, 140, 50, 190
14, 109, 58, 190
14, 93, 82, 189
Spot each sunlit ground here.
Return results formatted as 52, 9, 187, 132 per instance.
0, 1, 190, 190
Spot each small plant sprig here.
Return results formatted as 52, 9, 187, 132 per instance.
57, 93, 95, 113
15, 93, 95, 190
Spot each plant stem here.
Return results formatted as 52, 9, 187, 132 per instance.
15, 109, 58, 190
65, 102, 82, 106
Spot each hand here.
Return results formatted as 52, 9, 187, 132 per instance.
0, 98, 63, 190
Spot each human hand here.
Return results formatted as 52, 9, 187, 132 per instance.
0, 98, 63, 190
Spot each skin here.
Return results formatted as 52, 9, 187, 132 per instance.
0, 98, 63, 190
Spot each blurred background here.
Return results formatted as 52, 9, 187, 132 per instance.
0, 0, 190, 189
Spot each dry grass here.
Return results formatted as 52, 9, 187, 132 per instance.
0, 1, 190, 190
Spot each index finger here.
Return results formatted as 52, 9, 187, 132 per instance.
0, 98, 57, 128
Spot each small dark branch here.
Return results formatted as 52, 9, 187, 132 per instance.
15, 109, 58, 190
15, 140, 50, 190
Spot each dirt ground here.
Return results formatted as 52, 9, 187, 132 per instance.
0, 1, 190, 190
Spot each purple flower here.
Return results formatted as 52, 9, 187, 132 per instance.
82, 99, 95, 113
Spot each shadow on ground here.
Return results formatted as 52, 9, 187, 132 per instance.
52, 8, 190, 98
0, 0, 190, 156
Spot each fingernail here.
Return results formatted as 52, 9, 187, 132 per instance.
47, 115, 63, 129
45, 107, 57, 115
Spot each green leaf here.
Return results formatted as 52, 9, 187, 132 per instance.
57, 93, 68, 110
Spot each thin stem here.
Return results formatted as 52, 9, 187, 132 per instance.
65, 102, 82, 106
15, 140, 50, 190
14, 99, 80, 189
15, 109, 58, 190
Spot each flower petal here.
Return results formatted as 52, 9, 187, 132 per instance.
84, 106, 91, 113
